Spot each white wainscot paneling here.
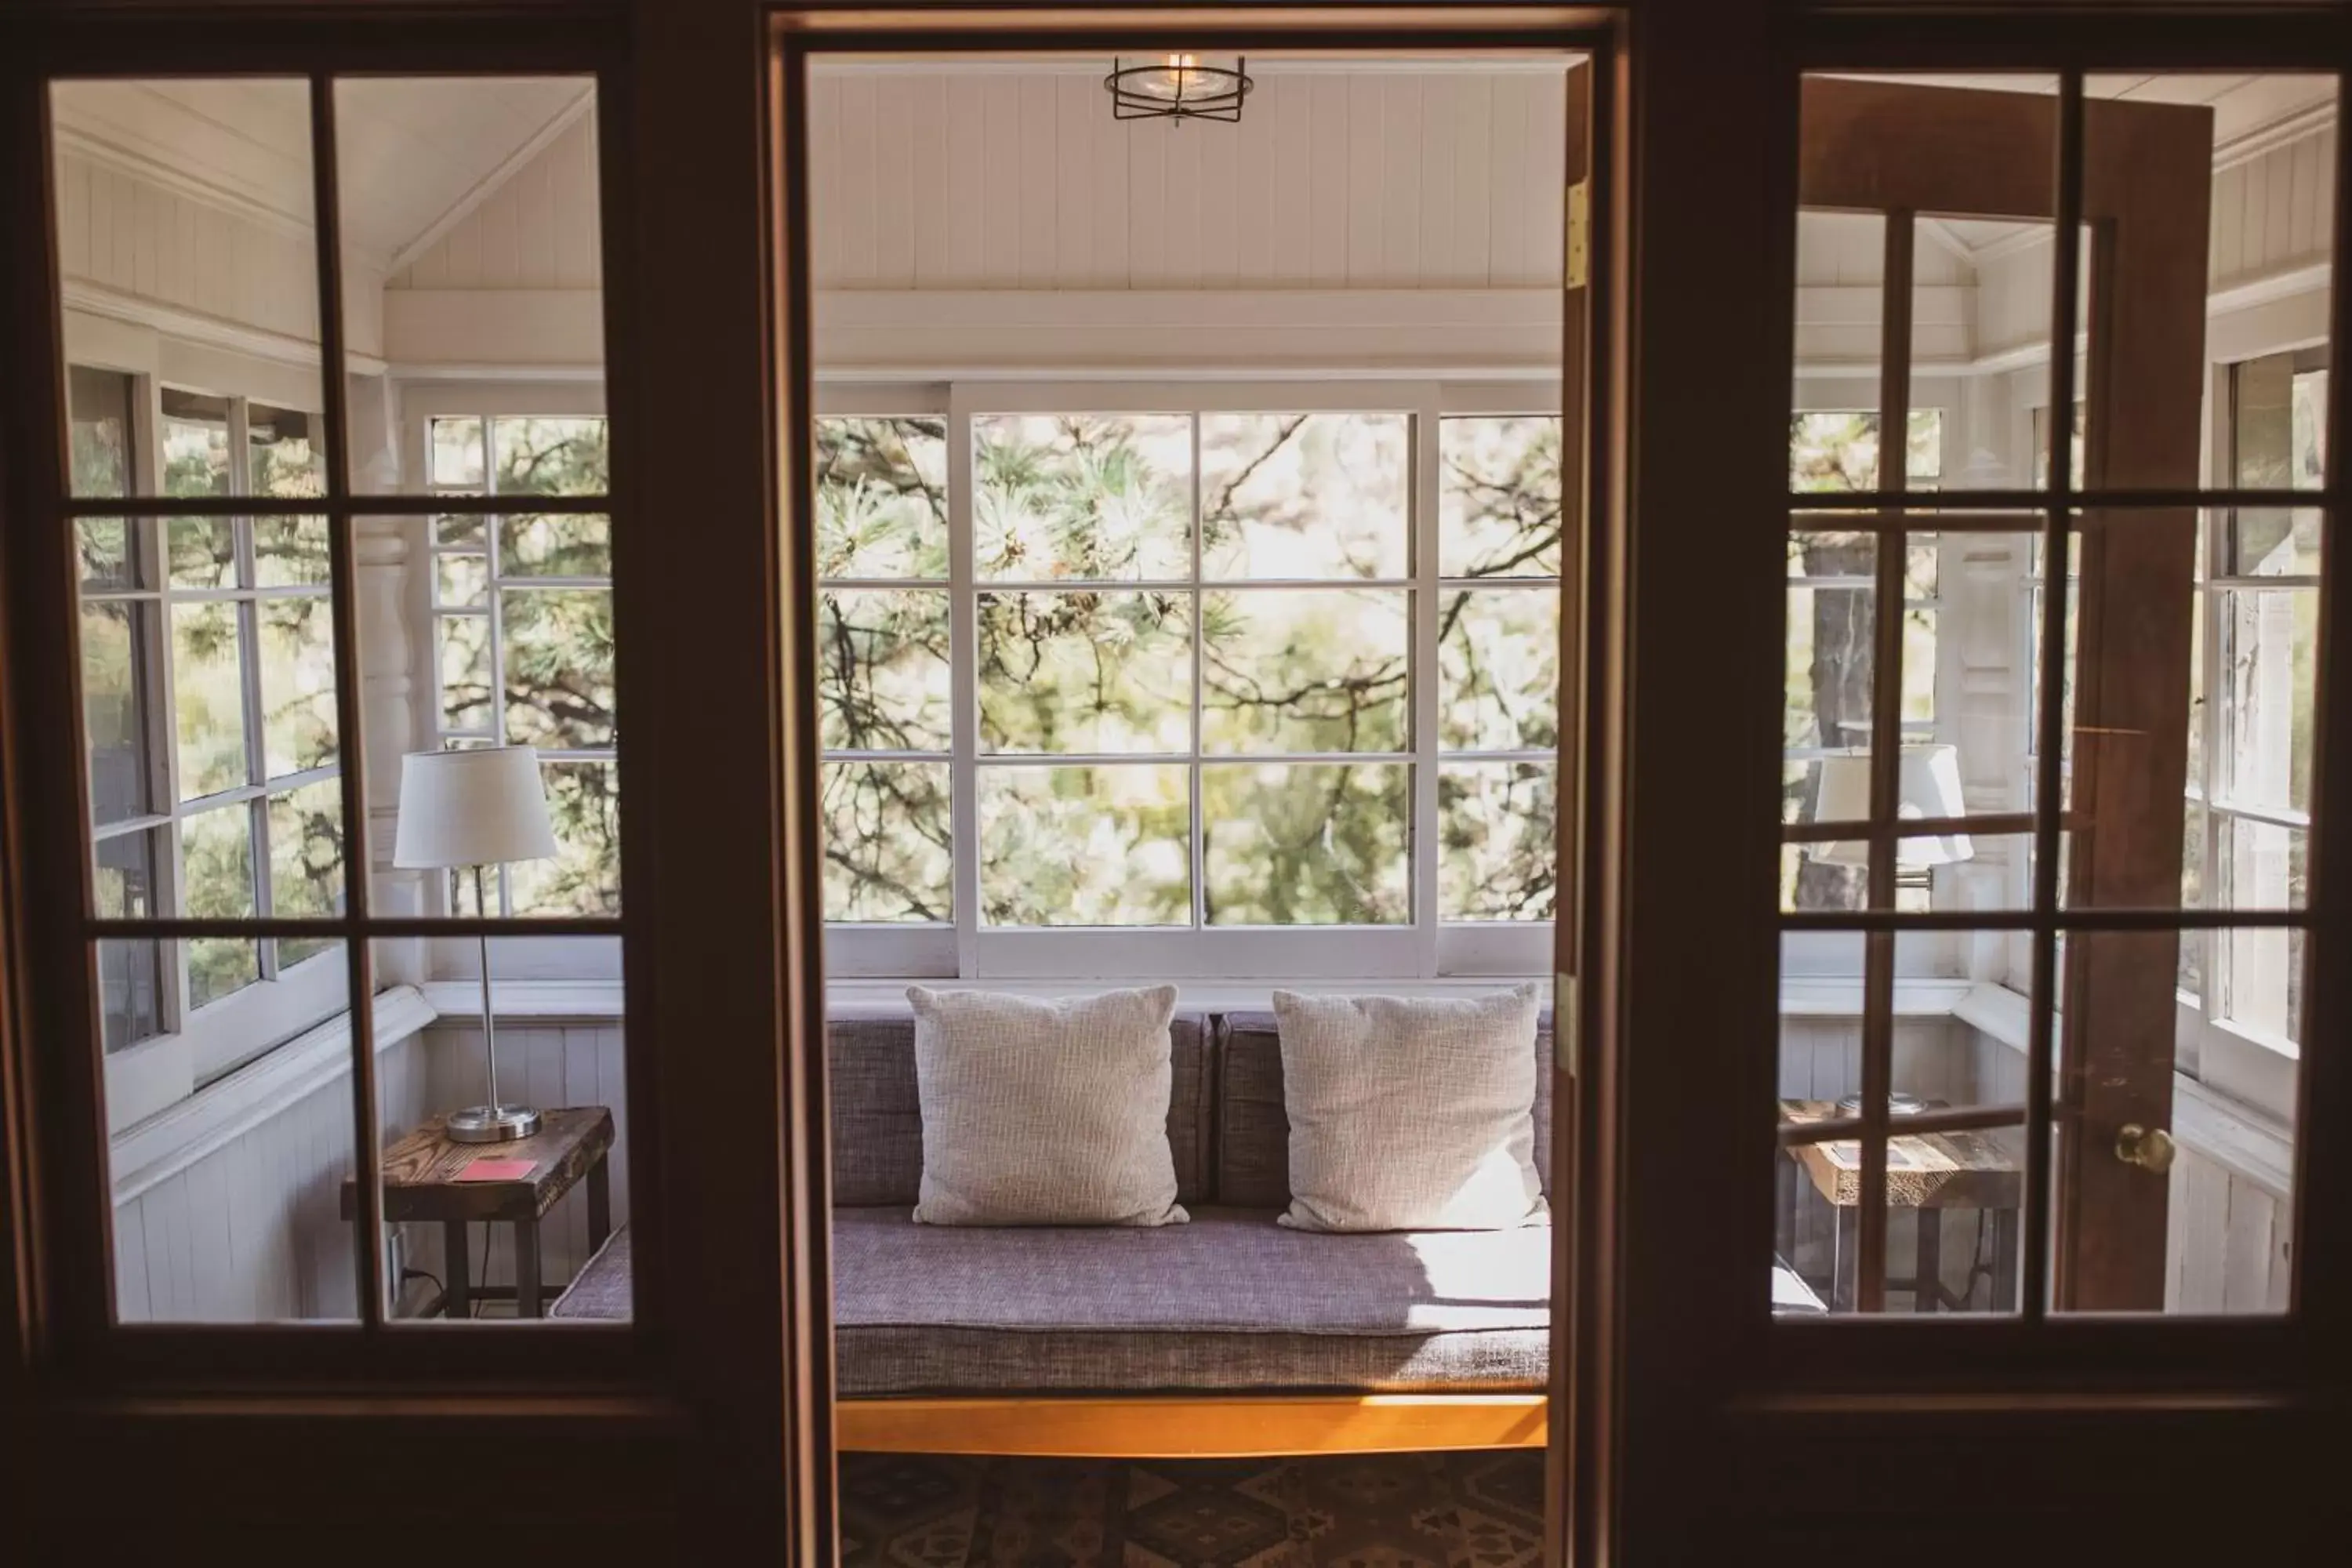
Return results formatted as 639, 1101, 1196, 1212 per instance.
806, 66, 1570, 292
111, 1003, 434, 1323
53, 149, 323, 350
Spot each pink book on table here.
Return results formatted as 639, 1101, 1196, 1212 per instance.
456, 1158, 536, 1182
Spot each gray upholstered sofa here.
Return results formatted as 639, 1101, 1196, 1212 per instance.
554, 1004, 1819, 1451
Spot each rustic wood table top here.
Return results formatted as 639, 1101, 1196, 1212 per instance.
1779, 1098, 2023, 1210
339, 1106, 615, 1225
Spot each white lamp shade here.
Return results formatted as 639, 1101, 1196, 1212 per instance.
392, 746, 560, 869
1807, 744, 1973, 869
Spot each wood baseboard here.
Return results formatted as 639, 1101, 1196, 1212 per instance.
836, 1393, 1548, 1457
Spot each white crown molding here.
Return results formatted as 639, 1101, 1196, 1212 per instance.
2213, 97, 2337, 174
387, 85, 597, 279
54, 125, 319, 248
64, 276, 390, 378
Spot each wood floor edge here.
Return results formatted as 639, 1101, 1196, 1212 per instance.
836, 1393, 1549, 1457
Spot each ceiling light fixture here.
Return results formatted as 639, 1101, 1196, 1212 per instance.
1105, 53, 1252, 124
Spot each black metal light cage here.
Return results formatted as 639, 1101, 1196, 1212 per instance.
1105, 54, 1252, 122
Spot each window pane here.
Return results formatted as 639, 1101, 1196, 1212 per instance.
975, 413, 1192, 582
817, 416, 949, 579
67, 365, 134, 499
823, 760, 952, 923
978, 590, 1189, 754
1441, 416, 1564, 579
437, 554, 488, 608
183, 804, 259, 1010
2217, 815, 2306, 912
979, 764, 1189, 926
168, 517, 238, 590
2220, 586, 2317, 816
510, 760, 622, 916
490, 416, 608, 496
82, 597, 154, 826
77, 517, 139, 590
500, 513, 612, 577
1200, 412, 1408, 580
436, 513, 486, 550
160, 389, 233, 498
95, 932, 163, 1055
1201, 589, 1409, 754
2223, 924, 2307, 1047
437, 614, 493, 732
1203, 762, 1410, 925
1790, 411, 1940, 492
266, 778, 344, 919
171, 601, 249, 798
431, 416, 485, 488
258, 597, 338, 778
1439, 589, 1559, 752
821, 588, 954, 753
254, 516, 331, 587
501, 588, 615, 750
1440, 760, 1558, 921
248, 404, 324, 498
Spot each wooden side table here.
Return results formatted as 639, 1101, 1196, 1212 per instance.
1778, 1098, 2023, 1312
342, 1105, 615, 1319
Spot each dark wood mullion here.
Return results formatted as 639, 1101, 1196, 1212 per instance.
62, 493, 612, 517
1792, 487, 2330, 512
1783, 907, 2308, 933
1784, 1103, 2028, 1149
306, 73, 383, 1334
2290, 64, 2352, 1361
1853, 210, 1915, 1314
2023, 70, 2087, 1326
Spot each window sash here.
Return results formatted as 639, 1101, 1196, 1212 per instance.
813, 379, 1563, 981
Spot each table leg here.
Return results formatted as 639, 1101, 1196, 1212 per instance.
587, 1155, 612, 1252
1832, 1203, 1855, 1312
443, 1220, 470, 1319
1914, 1208, 1941, 1313
1992, 1207, 2021, 1312
516, 1217, 542, 1319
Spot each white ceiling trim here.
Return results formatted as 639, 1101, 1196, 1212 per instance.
386, 87, 596, 278
53, 125, 314, 245
2213, 98, 2337, 173
63, 276, 388, 379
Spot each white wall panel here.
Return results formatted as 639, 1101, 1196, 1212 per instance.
805, 67, 1572, 292
110, 1028, 430, 1323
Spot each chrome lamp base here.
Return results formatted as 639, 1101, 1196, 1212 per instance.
445, 1103, 544, 1144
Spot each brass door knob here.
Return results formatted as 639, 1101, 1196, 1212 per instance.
2116, 1123, 2177, 1174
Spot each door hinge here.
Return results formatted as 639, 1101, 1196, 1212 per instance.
1567, 179, 1590, 291
1554, 972, 1580, 1076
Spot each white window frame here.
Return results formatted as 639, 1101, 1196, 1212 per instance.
811, 378, 1563, 983
71, 359, 347, 1129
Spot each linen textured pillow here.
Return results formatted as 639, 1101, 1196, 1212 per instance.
908, 985, 1189, 1227
1272, 985, 1547, 1232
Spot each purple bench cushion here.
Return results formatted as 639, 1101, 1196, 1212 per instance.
1215, 1007, 1555, 1210
829, 1204, 1550, 1394
828, 1009, 1214, 1208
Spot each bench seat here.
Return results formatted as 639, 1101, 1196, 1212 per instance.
832, 1204, 1549, 1394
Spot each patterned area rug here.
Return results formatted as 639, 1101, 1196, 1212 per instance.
838, 1450, 1545, 1568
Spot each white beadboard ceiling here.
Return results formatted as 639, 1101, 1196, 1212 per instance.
49, 77, 593, 270
808, 67, 1573, 290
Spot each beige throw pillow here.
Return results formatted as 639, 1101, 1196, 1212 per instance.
908, 985, 1188, 1227
1273, 985, 1547, 1232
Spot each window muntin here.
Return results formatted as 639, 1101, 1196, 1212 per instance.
425, 414, 620, 917
72, 371, 342, 1060
811, 392, 1563, 976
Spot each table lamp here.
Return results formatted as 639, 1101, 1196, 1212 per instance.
1806, 743, 1975, 871
394, 746, 559, 1143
